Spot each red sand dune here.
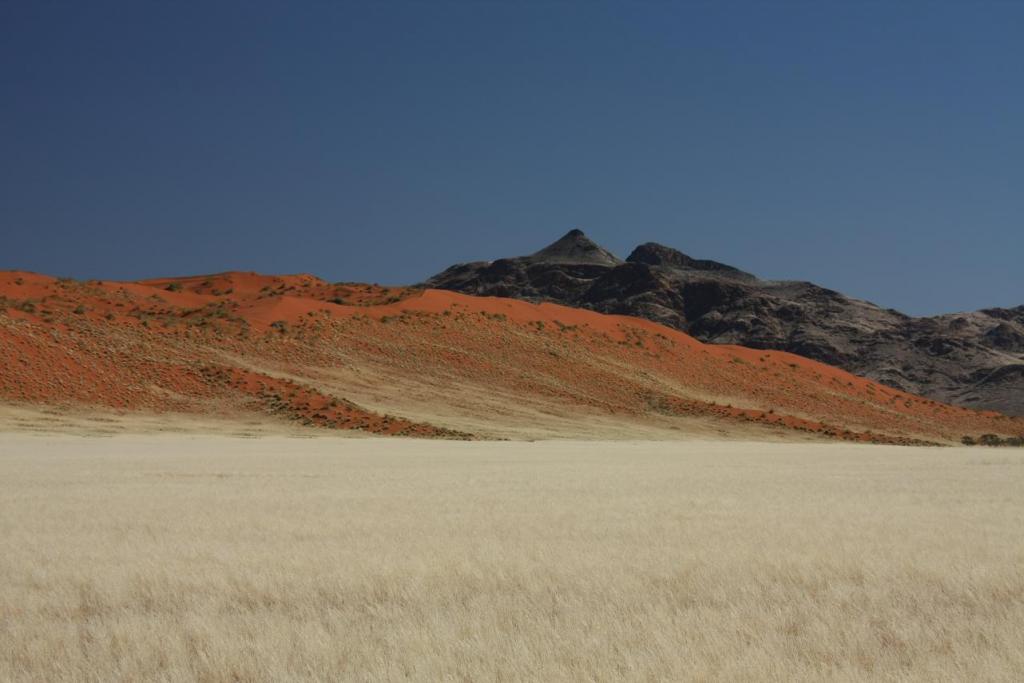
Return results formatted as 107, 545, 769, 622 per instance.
1, 270, 1022, 443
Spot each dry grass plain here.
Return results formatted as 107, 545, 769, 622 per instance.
2, 434, 1024, 681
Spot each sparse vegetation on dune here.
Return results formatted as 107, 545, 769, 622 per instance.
1, 270, 1021, 444
2, 436, 1024, 681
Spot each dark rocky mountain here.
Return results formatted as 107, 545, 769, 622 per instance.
426, 230, 1024, 416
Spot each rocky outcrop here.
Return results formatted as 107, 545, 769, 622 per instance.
427, 230, 1024, 416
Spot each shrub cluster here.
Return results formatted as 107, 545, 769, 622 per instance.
962, 434, 1024, 447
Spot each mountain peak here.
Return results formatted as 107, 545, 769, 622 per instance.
627, 242, 753, 278
528, 229, 623, 266
626, 242, 695, 268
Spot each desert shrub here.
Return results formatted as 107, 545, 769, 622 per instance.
966, 434, 1024, 447
165, 283, 182, 292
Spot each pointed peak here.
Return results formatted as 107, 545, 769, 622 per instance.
528, 229, 622, 266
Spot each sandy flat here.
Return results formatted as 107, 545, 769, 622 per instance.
2, 434, 1023, 681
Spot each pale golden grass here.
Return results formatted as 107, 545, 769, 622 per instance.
2, 435, 1024, 681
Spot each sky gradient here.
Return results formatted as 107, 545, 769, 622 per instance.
2, 1, 1022, 316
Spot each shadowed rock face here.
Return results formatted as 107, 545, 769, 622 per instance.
426, 230, 1024, 416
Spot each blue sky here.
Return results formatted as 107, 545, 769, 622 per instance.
1, 1, 1021, 316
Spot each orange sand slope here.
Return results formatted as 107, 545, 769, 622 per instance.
1, 270, 1021, 443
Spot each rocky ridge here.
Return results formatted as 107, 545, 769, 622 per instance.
427, 230, 1024, 416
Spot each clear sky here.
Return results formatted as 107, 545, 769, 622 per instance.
1, 1, 1021, 316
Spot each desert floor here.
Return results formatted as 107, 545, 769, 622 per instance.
2, 434, 1023, 681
